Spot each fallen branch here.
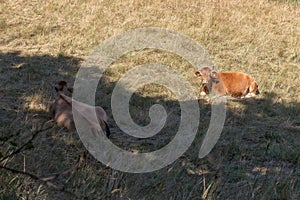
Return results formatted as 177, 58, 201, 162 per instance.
0, 164, 83, 199
0, 123, 53, 163
0, 121, 87, 199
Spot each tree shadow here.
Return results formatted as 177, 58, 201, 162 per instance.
190, 92, 300, 199
0, 51, 299, 199
0, 51, 81, 123
0, 51, 83, 199
97, 76, 300, 199
94, 72, 300, 199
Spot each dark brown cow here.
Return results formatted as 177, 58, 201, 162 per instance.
50, 81, 73, 130
195, 67, 259, 98
50, 81, 110, 137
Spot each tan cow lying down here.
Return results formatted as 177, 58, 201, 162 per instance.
195, 67, 260, 98
50, 81, 110, 138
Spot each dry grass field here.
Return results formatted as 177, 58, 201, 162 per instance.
0, 0, 300, 199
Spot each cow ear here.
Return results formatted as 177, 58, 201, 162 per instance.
55, 87, 59, 92
195, 71, 202, 77
210, 71, 218, 79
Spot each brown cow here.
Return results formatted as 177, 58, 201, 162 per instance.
195, 67, 259, 98
50, 81, 110, 137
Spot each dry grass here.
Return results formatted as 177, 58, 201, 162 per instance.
0, 0, 300, 199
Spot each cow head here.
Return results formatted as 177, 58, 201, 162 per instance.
195, 66, 213, 84
55, 80, 73, 94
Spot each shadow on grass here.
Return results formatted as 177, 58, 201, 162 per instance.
0, 50, 81, 124
0, 51, 299, 199
0, 51, 82, 199
106, 86, 300, 199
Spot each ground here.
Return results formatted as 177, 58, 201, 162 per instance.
0, 0, 300, 199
